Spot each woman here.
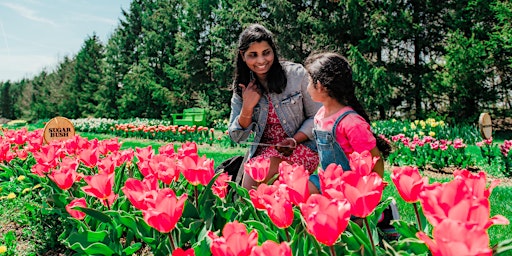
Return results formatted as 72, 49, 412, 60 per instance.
228, 24, 321, 190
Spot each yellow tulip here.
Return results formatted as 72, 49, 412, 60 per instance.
403, 127, 407, 132
33, 184, 42, 189
22, 188, 31, 194
0, 245, 7, 254
17, 175, 26, 181
429, 131, 436, 137
7, 193, 16, 199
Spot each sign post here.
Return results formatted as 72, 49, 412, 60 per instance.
43, 116, 76, 144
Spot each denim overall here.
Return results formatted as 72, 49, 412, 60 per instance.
309, 110, 356, 190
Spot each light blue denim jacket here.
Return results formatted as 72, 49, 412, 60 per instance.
228, 61, 322, 158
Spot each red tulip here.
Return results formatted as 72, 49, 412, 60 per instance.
260, 184, 294, 229
48, 157, 80, 190
158, 143, 176, 157
180, 155, 214, 186
391, 166, 428, 203
97, 138, 121, 155
278, 162, 310, 205
300, 194, 351, 246
208, 221, 258, 256
250, 240, 292, 256
178, 142, 198, 158
122, 174, 159, 210
32, 144, 60, 169
82, 172, 117, 207
318, 163, 346, 198
148, 154, 180, 185
142, 188, 187, 233
417, 219, 492, 256
244, 157, 270, 183
78, 146, 100, 168
97, 154, 117, 174
135, 145, 154, 164
342, 171, 384, 218
172, 248, 195, 256
66, 198, 87, 220
249, 183, 280, 210
212, 172, 232, 199
348, 150, 378, 176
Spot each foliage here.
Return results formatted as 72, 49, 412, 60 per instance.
0, 0, 511, 123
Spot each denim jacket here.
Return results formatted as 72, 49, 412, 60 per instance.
228, 61, 322, 158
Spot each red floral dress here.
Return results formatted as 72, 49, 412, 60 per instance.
249, 95, 319, 172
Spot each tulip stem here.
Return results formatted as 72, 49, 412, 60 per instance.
363, 217, 376, 255
285, 227, 290, 242
168, 232, 176, 252
194, 186, 199, 209
413, 202, 422, 231
329, 245, 336, 256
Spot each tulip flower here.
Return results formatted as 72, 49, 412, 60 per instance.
172, 248, 195, 256
244, 157, 270, 183
48, 157, 80, 191
417, 219, 492, 256
142, 188, 187, 234
341, 171, 384, 218
135, 145, 154, 164
249, 183, 280, 210
122, 174, 160, 210
66, 198, 87, 220
318, 163, 346, 198
148, 154, 180, 185
278, 162, 310, 205
78, 146, 100, 168
300, 194, 351, 246
82, 172, 117, 208
159, 143, 176, 157
261, 184, 294, 229
251, 240, 292, 256
180, 155, 214, 186
391, 166, 428, 203
348, 150, 378, 176
208, 221, 258, 256
212, 172, 232, 199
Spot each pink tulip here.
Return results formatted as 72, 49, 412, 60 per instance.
148, 154, 180, 185
158, 143, 176, 157
122, 175, 160, 210
244, 157, 271, 183
391, 166, 428, 203
97, 138, 121, 155
208, 221, 258, 256
260, 184, 294, 229
417, 219, 492, 256
249, 183, 280, 210
172, 248, 195, 256
82, 172, 117, 207
135, 145, 154, 163
142, 188, 187, 233
250, 241, 292, 256
348, 150, 378, 175
318, 163, 346, 198
66, 198, 87, 220
342, 171, 384, 218
278, 162, 310, 205
78, 146, 100, 168
212, 172, 232, 199
180, 155, 214, 186
300, 194, 351, 246
48, 157, 80, 190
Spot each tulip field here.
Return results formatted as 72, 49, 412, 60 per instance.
1, 117, 512, 255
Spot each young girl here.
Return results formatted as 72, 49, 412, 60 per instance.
304, 52, 391, 193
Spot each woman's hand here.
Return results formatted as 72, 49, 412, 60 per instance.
239, 79, 261, 110
276, 138, 297, 156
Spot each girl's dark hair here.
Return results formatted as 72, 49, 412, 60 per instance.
304, 52, 391, 157
231, 24, 287, 95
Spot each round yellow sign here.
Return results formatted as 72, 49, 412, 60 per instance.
43, 116, 76, 144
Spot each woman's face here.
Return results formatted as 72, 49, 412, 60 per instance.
241, 41, 274, 80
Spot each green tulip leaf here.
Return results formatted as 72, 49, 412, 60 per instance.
74, 206, 112, 223
244, 220, 278, 242
70, 241, 116, 256
123, 242, 143, 255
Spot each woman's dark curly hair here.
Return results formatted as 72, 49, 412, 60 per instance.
231, 24, 287, 95
304, 52, 391, 157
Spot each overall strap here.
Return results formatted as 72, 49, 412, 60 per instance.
331, 110, 358, 135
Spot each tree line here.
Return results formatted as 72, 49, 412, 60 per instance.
1, 0, 510, 125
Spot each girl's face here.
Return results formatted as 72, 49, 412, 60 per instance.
241, 41, 274, 81
307, 76, 325, 103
